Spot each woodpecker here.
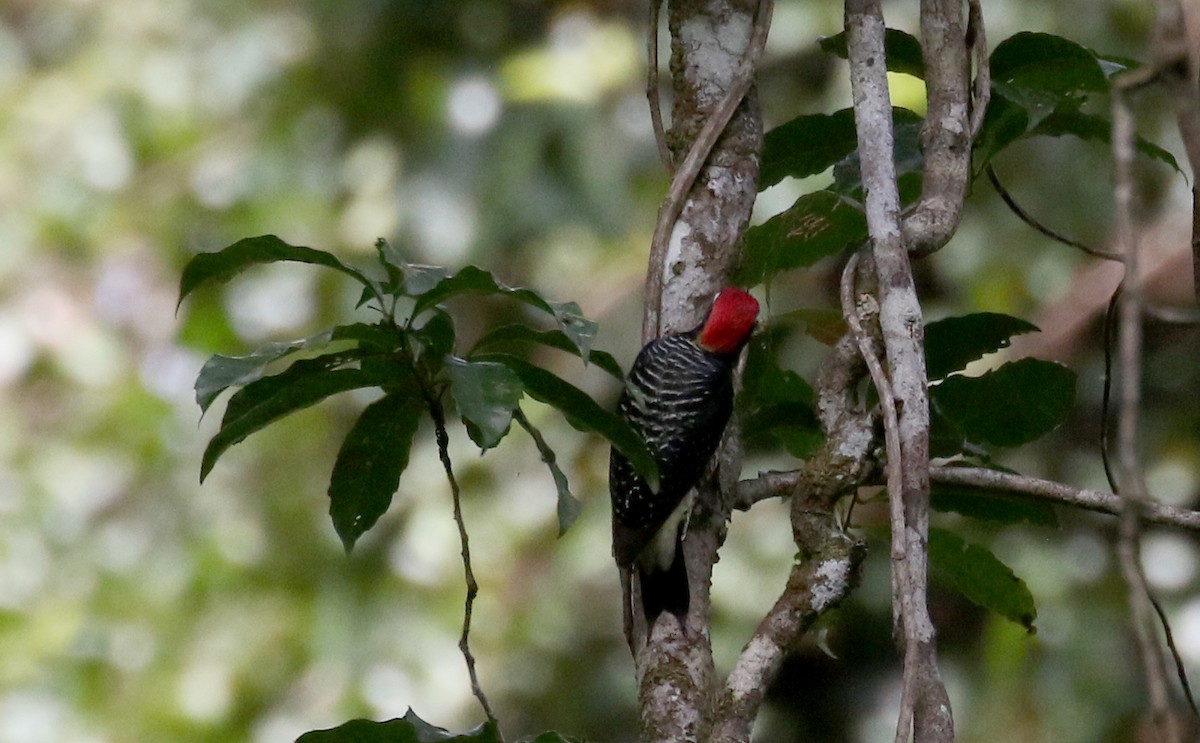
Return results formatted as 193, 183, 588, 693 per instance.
609, 287, 760, 627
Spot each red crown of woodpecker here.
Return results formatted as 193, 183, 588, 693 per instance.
697, 287, 759, 354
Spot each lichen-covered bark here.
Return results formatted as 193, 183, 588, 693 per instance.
658, 0, 763, 336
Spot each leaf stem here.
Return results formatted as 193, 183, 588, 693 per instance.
427, 395, 500, 729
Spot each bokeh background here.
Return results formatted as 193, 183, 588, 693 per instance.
1, 1, 1198, 741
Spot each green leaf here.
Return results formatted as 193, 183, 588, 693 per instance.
195, 335, 331, 415
329, 389, 425, 552
735, 190, 867, 285
931, 479, 1059, 528
741, 336, 823, 458
297, 709, 502, 743
411, 266, 597, 359
201, 364, 387, 482
473, 353, 659, 491
760, 107, 923, 191
177, 235, 373, 309
987, 33, 1110, 139
402, 264, 455, 297
924, 313, 1040, 381
818, 28, 926, 78
472, 324, 624, 379
928, 527, 1037, 632
990, 32, 1109, 100
445, 357, 524, 450
555, 474, 584, 536
930, 358, 1077, 448
372, 238, 405, 294
760, 108, 861, 190
410, 309, 457, 376
1031, 106, 1182, 173
515, 413, 582, 536
194, 324, 397, 414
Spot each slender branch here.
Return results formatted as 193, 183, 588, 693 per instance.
927, 466, 1200, 531
845, 0, 953, 738
1112, 63, 1181, 741
427, 398, 498, 727
841, 253, 918, 743
713, 520, 863, 743
986, 165, 1125, 261
714, 298, 876, 742
903, 0, 971, 257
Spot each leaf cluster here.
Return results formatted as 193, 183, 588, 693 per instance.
179, 235, 657, 553
736, 30, 1179, 287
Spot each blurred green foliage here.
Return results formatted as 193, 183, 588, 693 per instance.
1, 1, 1198, 742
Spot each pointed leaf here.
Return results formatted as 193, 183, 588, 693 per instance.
201, 365, 387, 482
445, 357, 524, 450
990, 32, 1109, 99
297, 709, 501, 743
472, 324, 623, 379
194, 324, 398, 414
924, 313, 1040, 381
931, 478, 1059, 527
735, 190, 867, 285
928, 527, 1037, 632
330, 388, 425, 552
818, 28, 926, 78
988, 33, 1110, 136
930, 358, 1076, 448
760, 108, 861, 190
554, 473, 584, 536
410, 266, 597, 359
473, 353, 659, 491
761, 107, 923, 192
402, 264, 455, 297
178, 235, 372, 308
195, 334, 330, 414
515, 413, 582, 536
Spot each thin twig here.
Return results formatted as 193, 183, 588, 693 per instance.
646, 0, 673, 172
927, 466, 1200, 531
1101, 283, 1124, 494
428, 397, 499, 727
840, 252, 917, 743
845, 0, 954, 737
1113, 65, 1181, 742
642, 0, 774, 342
986, 165, 1125, 261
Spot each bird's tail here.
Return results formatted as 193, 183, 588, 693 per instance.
638, 540, 689, 626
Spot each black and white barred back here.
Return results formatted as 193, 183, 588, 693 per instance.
609, 333, 737, 568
